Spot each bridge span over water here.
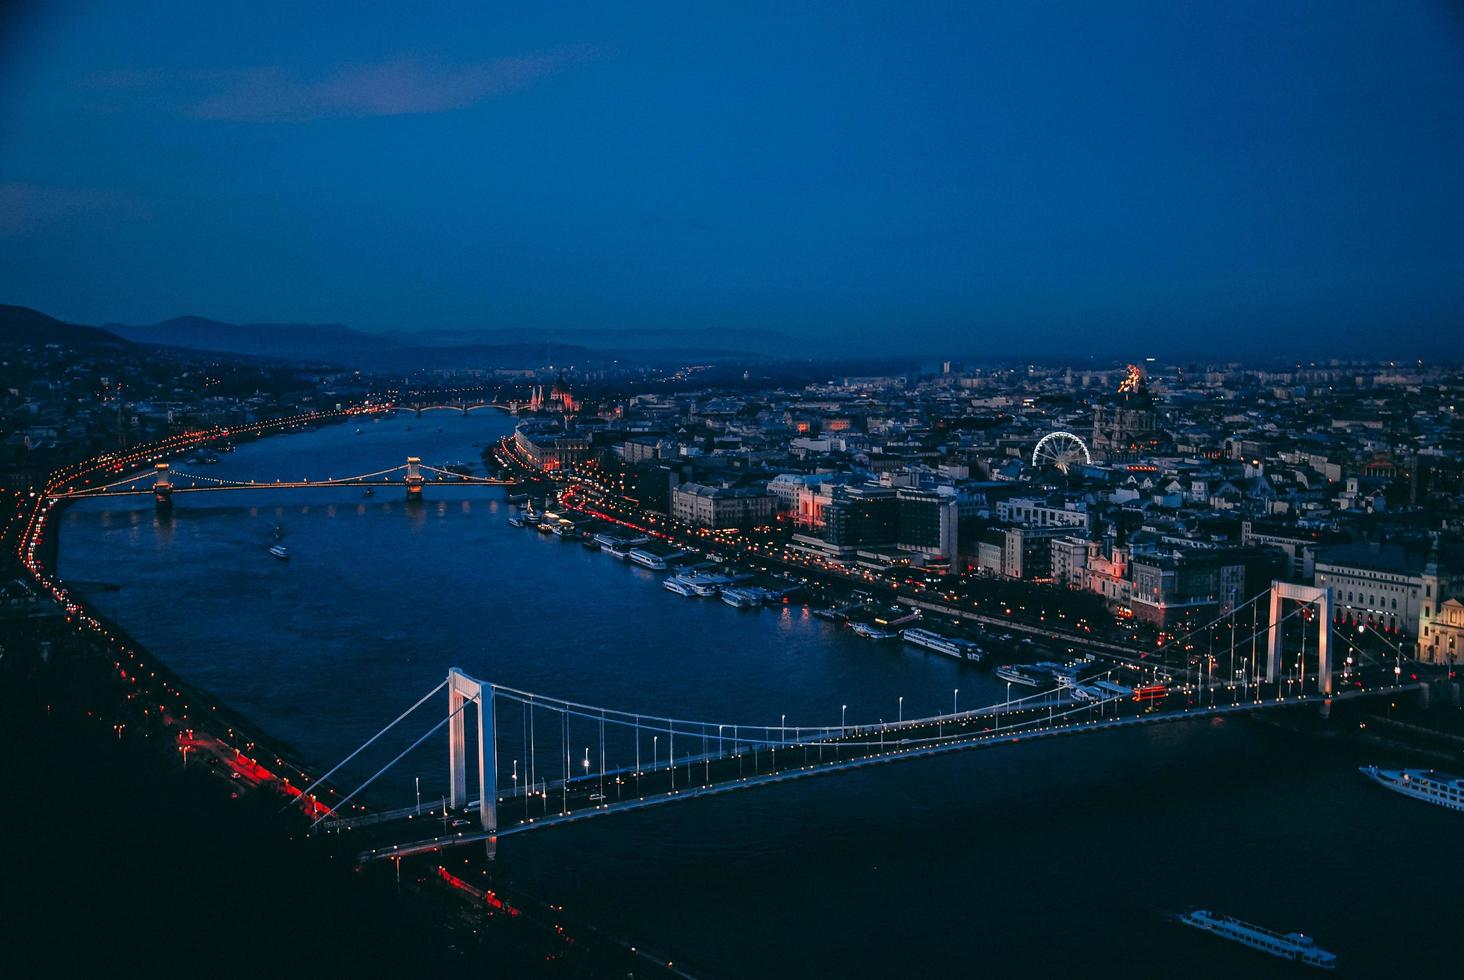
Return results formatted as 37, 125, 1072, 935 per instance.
46, 455, 513, 504
297, 581, 1422, 861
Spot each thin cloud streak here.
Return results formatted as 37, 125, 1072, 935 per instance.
185, 48, 601, 122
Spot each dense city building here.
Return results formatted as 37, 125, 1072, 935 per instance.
670, 482, 776, 529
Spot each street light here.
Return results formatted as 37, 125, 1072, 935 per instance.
841, 704, 847, 735
898, 695, 903, 725
953, 689, 959, 716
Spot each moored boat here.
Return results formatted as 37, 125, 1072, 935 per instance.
994, 664, 1044, 687
663, 576, 696, 596
268, 543, 290, 560
900, 627, 984, 662
721, 587, 764, 609
630, 547, 682, 570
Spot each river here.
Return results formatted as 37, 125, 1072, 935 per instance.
58, 411, 1461, 978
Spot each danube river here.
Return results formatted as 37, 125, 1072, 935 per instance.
59, 412, 1460, 978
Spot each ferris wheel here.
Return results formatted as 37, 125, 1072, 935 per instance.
1032, 431, 1091, 473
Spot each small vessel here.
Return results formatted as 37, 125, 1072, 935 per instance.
721, 587, 764, 609
851, 622, 898, 640
507, 515, 527, 528
507, 493, 530, 505
1359, 766, 1464, 812
994, 665, 1044, 687
355, 428, 362, 434
1175, 909, 1336, 970
663, 576, 696, 596
273, 524, 284, 540
596, 533, 648, 558
901, 628, 984, 662
629, 548, 671, 570
676, 571, 735, 596
1071, 679, 1133, 702
1033, 661, 1077, 687
268, 544, 291, 560
363, 487, 374, 497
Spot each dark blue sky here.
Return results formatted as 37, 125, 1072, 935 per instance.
2, 2, 1462, 356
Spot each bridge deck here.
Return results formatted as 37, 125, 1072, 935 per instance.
349, 683, 1416, 861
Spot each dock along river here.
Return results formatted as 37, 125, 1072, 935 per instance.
58, 411, 1462, 978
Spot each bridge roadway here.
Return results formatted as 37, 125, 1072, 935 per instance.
343, 677, 1417, 862
48, 460, 515, 499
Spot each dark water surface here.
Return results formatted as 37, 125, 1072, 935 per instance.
58, 413, 1461, 978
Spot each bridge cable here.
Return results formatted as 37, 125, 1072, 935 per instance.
285, 679, 448, 815
312, 691, 478, 830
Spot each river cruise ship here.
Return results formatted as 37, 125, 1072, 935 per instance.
1360, 766, 1464, 812
994, 664, 1044, 687
721, 587, 764, 609
900, 628, 983, 662
630, 548, 681, 570
1176, 909, 1336, 970
663, 576, 696, 596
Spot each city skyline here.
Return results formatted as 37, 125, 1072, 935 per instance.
3, 7, 1464, 977
3, 2, 1464, 357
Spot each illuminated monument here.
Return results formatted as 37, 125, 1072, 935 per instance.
1091, 364, 1161, 460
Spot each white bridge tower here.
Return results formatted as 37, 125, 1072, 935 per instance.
447, 668, 497, 832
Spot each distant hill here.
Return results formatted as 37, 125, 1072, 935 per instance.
392, 325, 792, 357
0, 304, 131, 348
103, 315, 772, 368
1, 304, 775, 369
104, 316, 395, 363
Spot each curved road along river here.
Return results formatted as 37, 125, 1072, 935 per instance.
58, 411, 1462, 979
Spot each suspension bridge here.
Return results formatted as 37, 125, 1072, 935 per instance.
45, 456, 514, 504
298, 581, 1424, 862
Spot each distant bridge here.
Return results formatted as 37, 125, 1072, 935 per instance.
404, 401, 513, 417
48, 456, 514, 504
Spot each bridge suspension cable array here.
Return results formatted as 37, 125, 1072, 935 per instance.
48, 456, 513, 500
298, 582, 1414, 863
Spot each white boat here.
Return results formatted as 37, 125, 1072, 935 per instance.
507, 515, 527, 528
994, 665, 1043, 687
1176, 909, 1336, 970
1360, 766, 1464, 812
1072, 679, 1132, 702
901, 628, 984, 662
268, 544, 290, 560
677, 571, 734, 596
663, 576, 697, 596
721, 587, 764, 609
629, 548, 669, 570
851, 622, 898, 640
